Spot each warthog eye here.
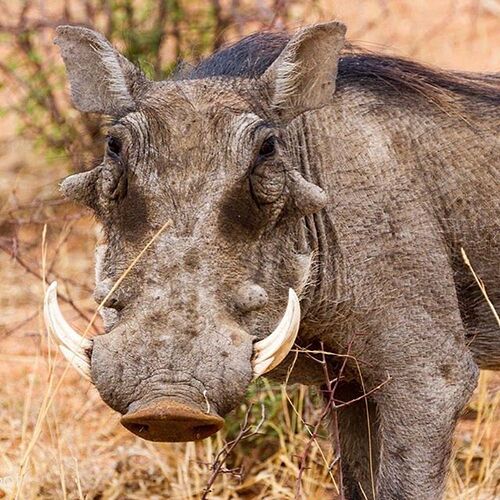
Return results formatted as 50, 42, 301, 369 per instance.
106, 136, 122, 158
101, 135, 127, 201
258, 136, 276, 159
249, 134, 285, 206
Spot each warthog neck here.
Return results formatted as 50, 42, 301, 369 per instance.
287, 114, 344, 330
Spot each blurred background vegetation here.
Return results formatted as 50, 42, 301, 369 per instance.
0, 1, 498, 498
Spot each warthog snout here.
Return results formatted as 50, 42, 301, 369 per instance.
44, 282, 301, 443
121, 399, 224, 442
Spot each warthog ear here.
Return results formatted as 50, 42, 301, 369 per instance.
54, 25, 149, 116
262, 21, 346, 122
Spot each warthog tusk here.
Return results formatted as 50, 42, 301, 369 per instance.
252, 288, 300, 378
44, 281, 92, 381
59, 345, 92, 381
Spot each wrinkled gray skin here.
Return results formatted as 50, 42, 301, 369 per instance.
55, 21, 499, 500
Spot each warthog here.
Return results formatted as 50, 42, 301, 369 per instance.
45, 21, 499, 499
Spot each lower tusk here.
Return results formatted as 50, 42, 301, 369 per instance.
44, 282, 92, 351
252, 288, 300, 379
44, 281, 93, 381
60, 345, 92, 381
253, 357, 275, 377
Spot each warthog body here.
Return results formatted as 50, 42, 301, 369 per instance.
52, 22, 499, 499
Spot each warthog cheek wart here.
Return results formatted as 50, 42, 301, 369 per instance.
235, 282, 268, 312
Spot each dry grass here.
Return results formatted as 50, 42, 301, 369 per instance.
1, 1, 499, 498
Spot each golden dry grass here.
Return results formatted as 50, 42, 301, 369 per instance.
1, 1, 499, 498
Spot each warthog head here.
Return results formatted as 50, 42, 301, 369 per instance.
45, 22, 346, 441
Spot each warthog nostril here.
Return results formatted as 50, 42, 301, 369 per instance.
121, 399, 224, 442
192, 424, 221, 440
126, 423, 150, 434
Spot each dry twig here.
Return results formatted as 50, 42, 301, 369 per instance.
202, 404, 266, 499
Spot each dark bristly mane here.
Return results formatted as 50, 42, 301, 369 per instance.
185, 32, 290, 79
184, 31, 500, 107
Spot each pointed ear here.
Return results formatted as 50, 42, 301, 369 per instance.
261, 22, 346, 122
54, 25, 149, 116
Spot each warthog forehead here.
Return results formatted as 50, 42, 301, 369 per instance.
113, 84, 263, 168
144, 79, 254, 115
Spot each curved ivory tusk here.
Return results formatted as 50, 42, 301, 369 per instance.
252, 288, 300, 378
59, 345, 92, 381
44, 281, 92, 381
